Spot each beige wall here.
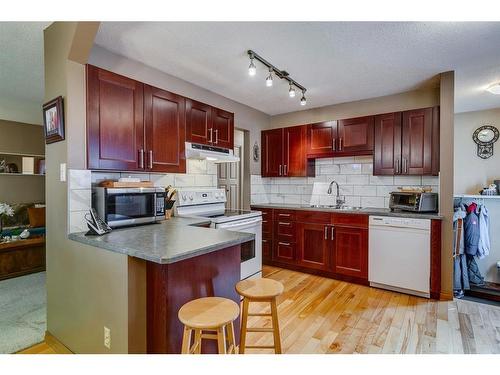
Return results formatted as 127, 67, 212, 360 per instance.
270, 88, 439, 128
0, 119, 45, 204
88, 45, 271, 175
454, 107, 500, 194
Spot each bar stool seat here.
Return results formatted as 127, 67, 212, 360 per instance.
178, 297, 239, 354
236, 278, 284, 354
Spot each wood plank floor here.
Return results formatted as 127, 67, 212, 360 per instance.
243, 266, 500, 354
17, 265, 500, 354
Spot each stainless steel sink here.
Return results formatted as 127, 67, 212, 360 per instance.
309, 205, 363, 211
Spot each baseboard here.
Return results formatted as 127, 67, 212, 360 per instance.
45, 331, 73, 354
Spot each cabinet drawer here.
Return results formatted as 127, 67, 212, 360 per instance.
274, 209, 296, 222
274, 241, 295, 264
296, 210, 331, 224
262, 231, 272, 241
332, 213, 368, 228
262, 239, 272, 262
276, 221, 296, 241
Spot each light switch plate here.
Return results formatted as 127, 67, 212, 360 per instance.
60, 163, 66, 182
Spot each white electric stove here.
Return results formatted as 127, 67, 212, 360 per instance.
175, 188, 262, 280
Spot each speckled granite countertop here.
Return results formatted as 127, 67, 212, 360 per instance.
250, 203, 443, 220
68, 217, 255, 264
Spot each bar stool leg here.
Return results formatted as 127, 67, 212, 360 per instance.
181, 326, 192, 354
239, 298, 249, 354
270, 298, 282, 354
226, 322, 236, 354
194, 329, 202, 354
217, 326, 227, 354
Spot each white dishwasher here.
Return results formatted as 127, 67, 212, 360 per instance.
369, 216, 431, 298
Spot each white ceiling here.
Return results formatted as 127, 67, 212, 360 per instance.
95, 22, 500, 115
0, 22, 50, 124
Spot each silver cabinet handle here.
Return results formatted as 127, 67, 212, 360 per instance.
214, 129, 218, 144
331, 226, 335, 241
332, 138, 336, 151
339, 138, 343, 151
278, 213, 291, 217
208, 128, 213, 143
279, 165, 282, 176
395, 159, 400, 174
279, 222, 291, 226
278, 242, 290, 246
403, 158, 408, 174
148, 150, 153, 169
324, 226, 328, 240
138, 149, 144, 169
284, 164, 287, 176
262, 239, 268, 243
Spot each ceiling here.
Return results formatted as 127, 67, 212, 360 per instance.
0, 22, 50, 124
95, 22, 500, 115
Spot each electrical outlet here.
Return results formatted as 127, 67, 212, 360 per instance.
104, 326, 111, 349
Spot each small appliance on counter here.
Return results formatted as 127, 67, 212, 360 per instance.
93, 184, 166, 228
389, 191, 438, 213
480, 184, 498, 196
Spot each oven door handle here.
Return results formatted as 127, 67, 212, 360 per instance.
217, 217, 262, 229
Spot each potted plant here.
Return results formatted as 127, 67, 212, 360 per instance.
0, 202, 14, 239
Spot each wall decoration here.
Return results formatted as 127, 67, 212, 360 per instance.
253, 142, 260, 162
472, 125, 499, 159
42, 96, 65, 144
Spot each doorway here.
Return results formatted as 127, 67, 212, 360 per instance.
218, 129, 245, 210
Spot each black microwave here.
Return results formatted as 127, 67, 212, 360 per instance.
93, 187, 166, 228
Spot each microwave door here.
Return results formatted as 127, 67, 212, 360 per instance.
105, 191, 156, 227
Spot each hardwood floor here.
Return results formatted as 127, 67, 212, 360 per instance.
243, 265, 500, 354
17, 265, 500, 354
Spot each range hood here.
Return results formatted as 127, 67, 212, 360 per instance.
185, 142, 239, 163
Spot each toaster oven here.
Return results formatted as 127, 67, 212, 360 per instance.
389, 192, 438, 213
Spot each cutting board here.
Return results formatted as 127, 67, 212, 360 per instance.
99, 180, 154, 188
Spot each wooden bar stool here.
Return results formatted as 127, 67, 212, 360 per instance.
236, 278, 284, 354
178, 297, 239, 354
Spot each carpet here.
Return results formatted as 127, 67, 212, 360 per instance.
0, 272, 46, 353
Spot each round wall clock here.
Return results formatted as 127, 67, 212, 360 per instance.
472, 125, 499, 159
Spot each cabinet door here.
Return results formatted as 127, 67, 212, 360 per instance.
186, 99, 213, 145
87, 65, 144, 171
296, 222, 331, 271
373, 112, 402, 175
401, 108, 433, 175
274, 241, 295, 264
212, 107, 234, 149
262, 238, 272, 263
144, 85, 186, 173
261, 129, 283, 177
283, 125, 307, 176
337, 116, 374, 155
333, 226, 368, 279
307, 121, 337, 156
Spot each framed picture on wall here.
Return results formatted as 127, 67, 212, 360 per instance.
42, 96, 65, 144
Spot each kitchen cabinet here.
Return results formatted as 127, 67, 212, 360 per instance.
296, 222, 332, 271
144, 85, 186, 173
332, 225, 368, 279
261, 126, 312, 177
212, 107, 234, 149
336, 116, 374, 155
307, 121, 337, 157
186, 100, 235, 149
87, 65, 145, 171
273, 209, 296, 264
260, 208, 273, 264
374, 107, 439, 176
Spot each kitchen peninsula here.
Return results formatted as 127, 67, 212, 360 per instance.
69, 217, 254, 353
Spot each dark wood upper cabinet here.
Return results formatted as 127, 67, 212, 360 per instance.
401, 107, 436, 175
144, 85, 186, 173
87, 65, 145, 171
307, 121, 337, 157
373, 112, 402, 175
296, 221, 331, 271
185, 99, 212, 145
261, 128, 283, 177
337, 116, 374, 155
374, 107, 439, 176
212, 107, 234, 149
283, 126, 307, 177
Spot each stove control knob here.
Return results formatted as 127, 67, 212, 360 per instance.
181, 194, 187, 201
189, 194, 194, 201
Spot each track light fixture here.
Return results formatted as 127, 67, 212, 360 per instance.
246, 50, 307, 106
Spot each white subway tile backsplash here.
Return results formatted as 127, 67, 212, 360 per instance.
251, 156, 440, 210
150, 174, 175, 187
91, 171, 121, 185
69, 189, 91, 212
69, 169, 91, 190
174, 174, 196, 187
195, 174, 215, 187
69, 211, 88, 234
119, 172, 151, 181
187, 159, 208, 174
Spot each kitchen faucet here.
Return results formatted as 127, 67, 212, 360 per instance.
327, 180, 345, 208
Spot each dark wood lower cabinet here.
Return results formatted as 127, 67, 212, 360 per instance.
296, 222, 331, 271
332, 226, 368, 279
274, 241, 296, 264
262, 238, 272, 263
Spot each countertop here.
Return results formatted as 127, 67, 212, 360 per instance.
250, 203, 443, 220
68, 217, 255, 264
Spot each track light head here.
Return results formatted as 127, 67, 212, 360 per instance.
288, 84, 296, 98
248, 57, 256, 76
300, 91, 307, 106
265, 67, 273, 87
